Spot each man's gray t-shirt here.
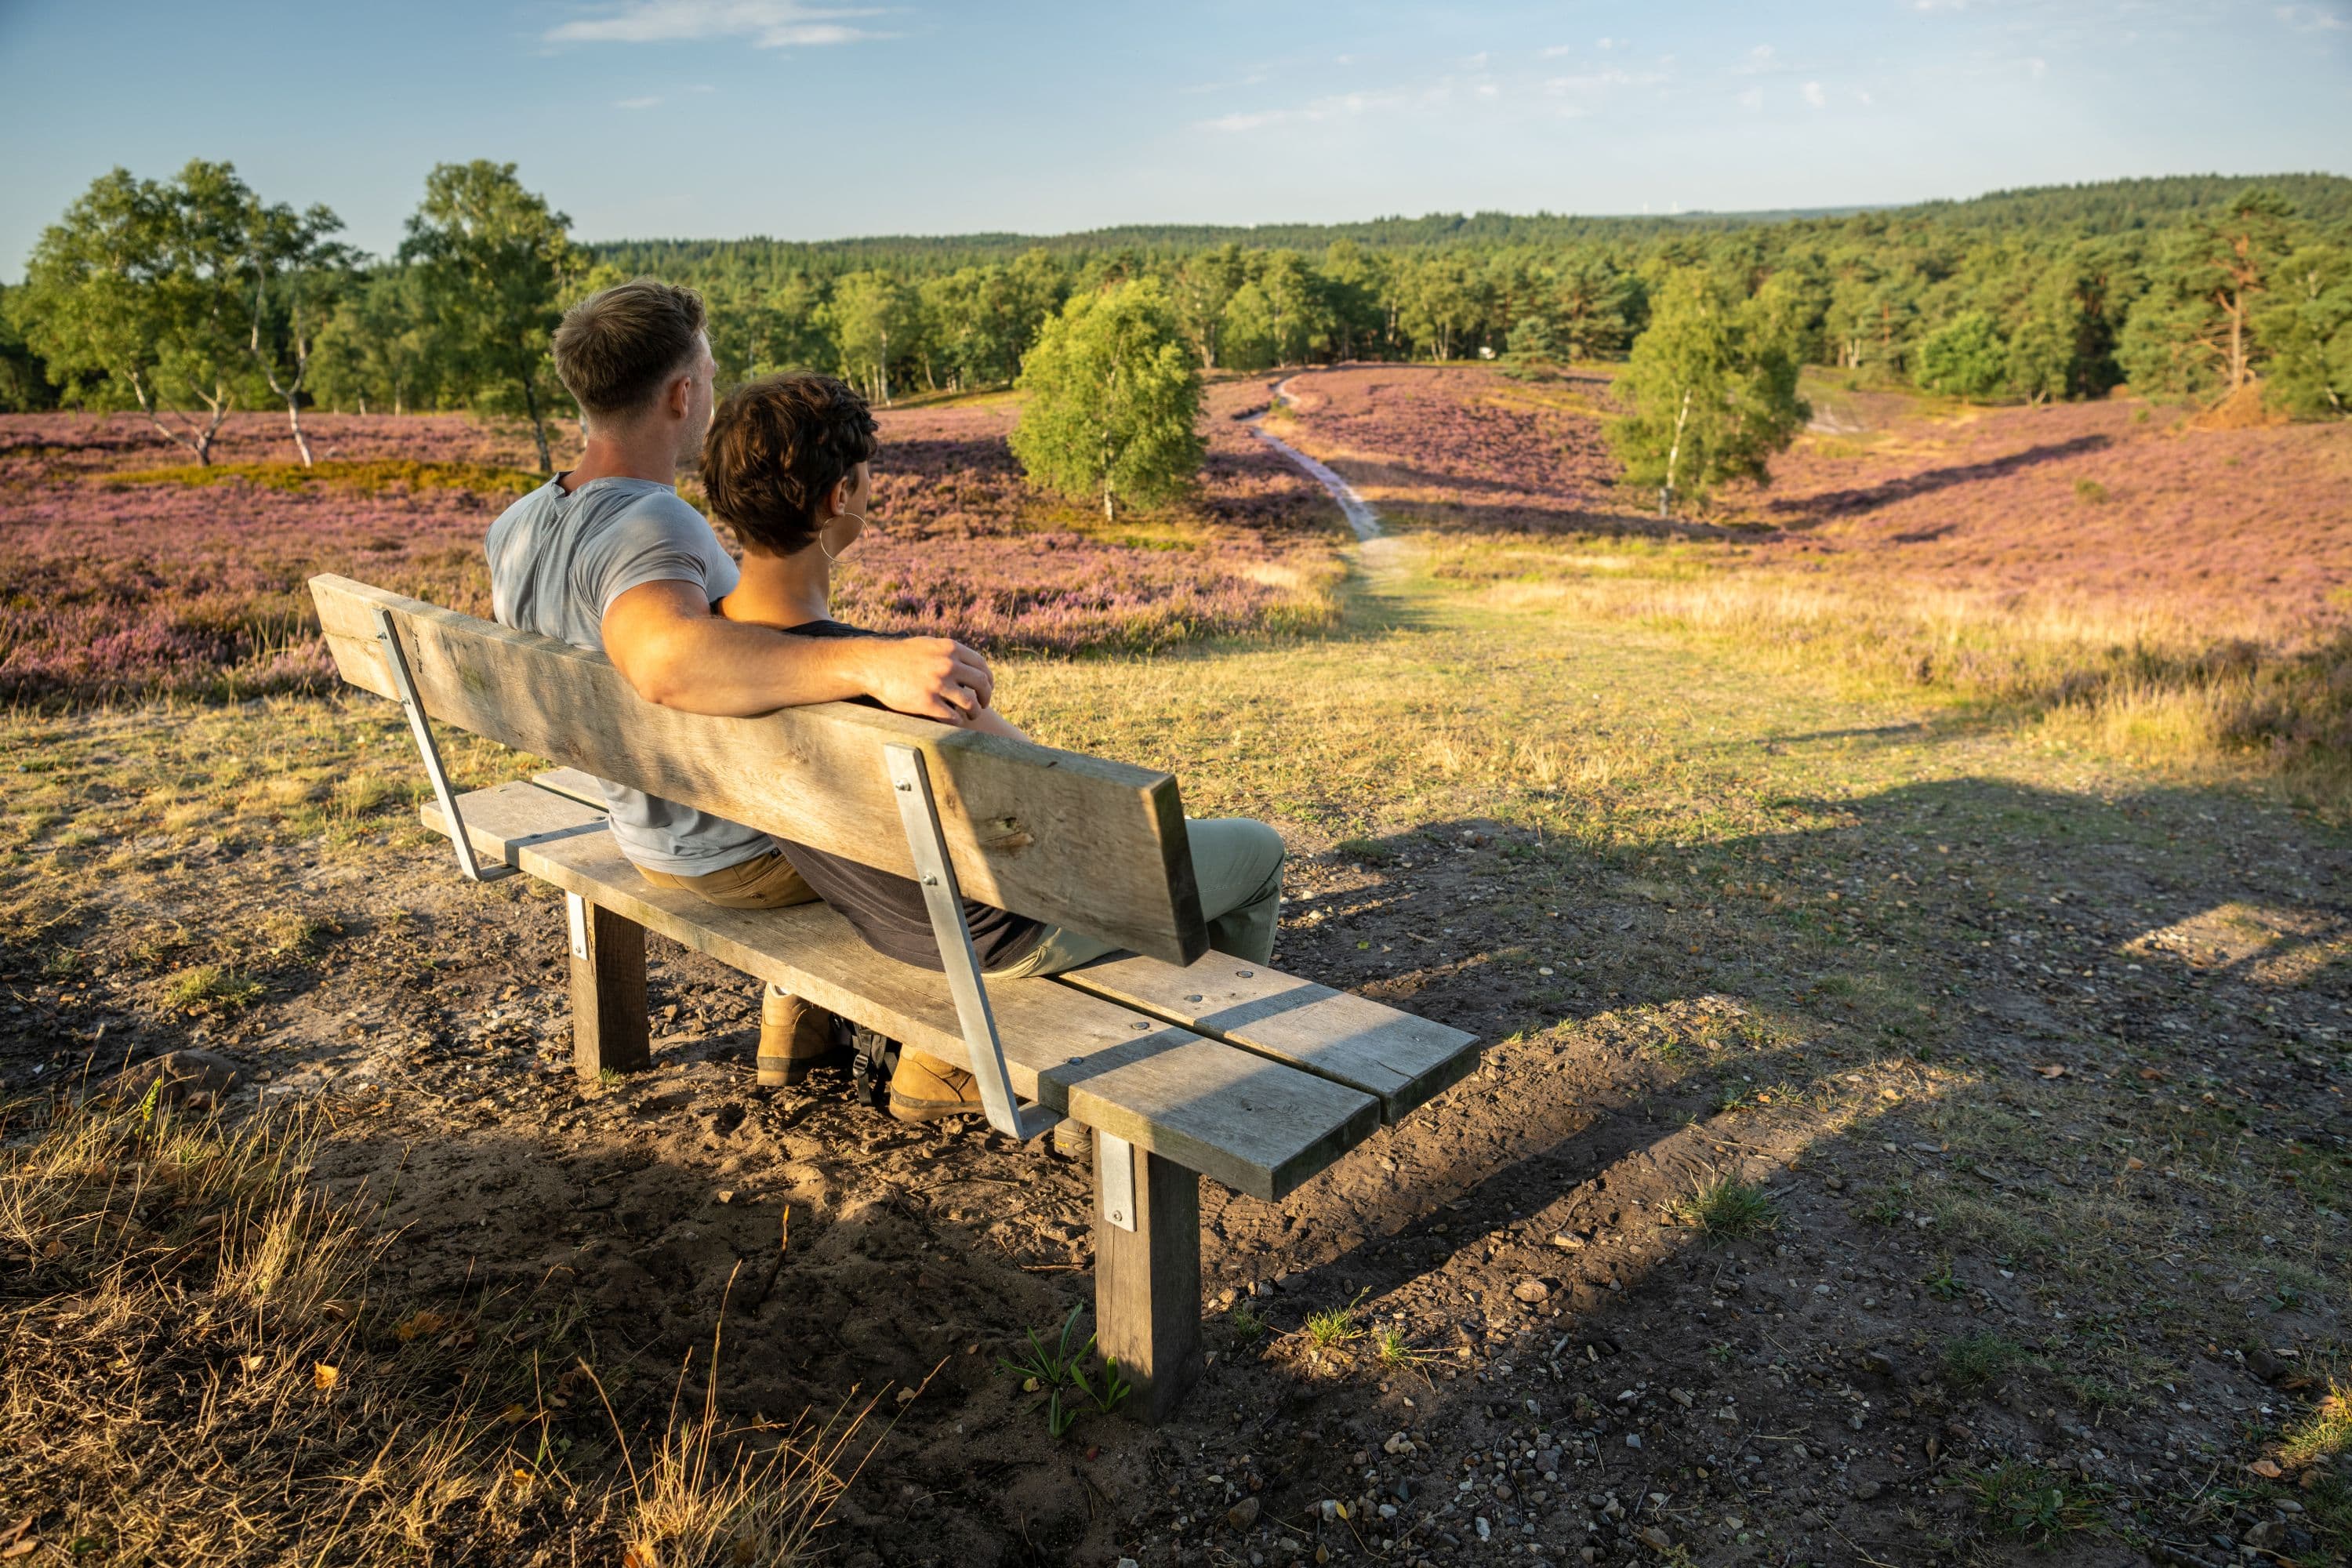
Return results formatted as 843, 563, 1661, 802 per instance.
485, 477, 775, 876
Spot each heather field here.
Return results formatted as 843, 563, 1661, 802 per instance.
0, 386, 1344, 704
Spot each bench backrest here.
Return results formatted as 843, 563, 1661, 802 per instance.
311, 575, 1207, 965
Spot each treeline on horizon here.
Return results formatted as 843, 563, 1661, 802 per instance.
3, 165, 2347, 469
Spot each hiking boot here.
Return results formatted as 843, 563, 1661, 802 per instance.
757, 990, 842, 1088
1051, 1118, 1091, 1162
887, 1047, 985, 1123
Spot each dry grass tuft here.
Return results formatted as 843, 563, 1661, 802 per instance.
0, 1093, 864, 1566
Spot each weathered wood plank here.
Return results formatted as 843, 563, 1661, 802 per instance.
532, 766, 606, 808
316, 575, 1204, 964
568, 895, 649, 1080
1094, 1136, 1202, 1423
1054, 953, 1481, 1123
422, 782, 1377, 1200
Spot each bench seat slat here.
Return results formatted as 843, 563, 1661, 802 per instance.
1053, 953, 1480, 1123
426, 782, 1378, 1201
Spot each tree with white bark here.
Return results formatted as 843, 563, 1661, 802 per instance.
245, 198, 350, 466
400, 162, 577, 472
16, 162, 259, 465
1608, 269, 1809, 515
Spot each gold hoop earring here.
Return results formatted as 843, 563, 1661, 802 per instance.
818, 512, 865, 564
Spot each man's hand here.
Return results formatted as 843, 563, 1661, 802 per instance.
856, 635, 993, 721
601, 579, 994, 720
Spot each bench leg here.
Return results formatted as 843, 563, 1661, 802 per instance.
1092, 1131, 1202, 1422
566, 893, 648, 1080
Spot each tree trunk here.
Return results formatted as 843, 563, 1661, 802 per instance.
521, 369, 552, 473
1103, 483, 1115, 522
1662, 384, 1693, 513
284, 394, 314, 466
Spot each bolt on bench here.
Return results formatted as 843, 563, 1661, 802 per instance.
312, 574, 1479, 1419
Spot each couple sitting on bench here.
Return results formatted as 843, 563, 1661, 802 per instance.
485, 279, 1283, 1121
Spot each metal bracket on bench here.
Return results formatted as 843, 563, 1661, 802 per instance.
1096, 1130, 1137, 1232
884, 742, 1061, 1144
373, 604, 515, 884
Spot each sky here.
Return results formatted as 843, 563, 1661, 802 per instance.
2, 0, 2347, 276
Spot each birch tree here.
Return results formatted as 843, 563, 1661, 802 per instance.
1608, 270, 1809, 515
1009, 280, 1203, 521
17, 163, 256, 465
401, 162, 577, 471
245, 199, 350, 465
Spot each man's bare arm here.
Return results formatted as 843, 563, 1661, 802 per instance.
601, 580, 992, 720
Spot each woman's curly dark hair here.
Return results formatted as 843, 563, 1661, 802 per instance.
700, 372, 879, 555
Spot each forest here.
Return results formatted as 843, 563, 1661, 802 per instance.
5, 165, 2350, 464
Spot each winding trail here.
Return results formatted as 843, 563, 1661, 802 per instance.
1245, 374, 1381, 541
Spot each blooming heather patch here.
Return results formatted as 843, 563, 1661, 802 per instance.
1270, 365, 1639, 535
1730, 395, 2352, 648
0, 397, 1345, 704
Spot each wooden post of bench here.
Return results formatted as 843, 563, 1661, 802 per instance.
1093, 1131, 1202, 1421
566, 893, 648, 1080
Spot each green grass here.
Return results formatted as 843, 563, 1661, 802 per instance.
1941, 1330, 2028, 1391
102, 457, 543, 497
158, 963, 263, 1014
1671, 1174, 1780, 1240
1964, 1461, 2105, 1544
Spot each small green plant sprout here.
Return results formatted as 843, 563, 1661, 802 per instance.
1228, 1300, 1269, 1341
1671, 1173, 1779, 1240
1940, 1330, 2023, 1390
1069, 1353, 1131, 1417
1924, 1259, 1965, 1301
1860, 1181, 1912, 1226
1373, 1324, 1426, 1370
998, 1305, 1121, 1438
1304, 1288, 1372, 1352
1965, 1460, 2103, 1542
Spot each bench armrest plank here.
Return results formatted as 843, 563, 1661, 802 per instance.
1053, 954, 1480, 1123
316, 575, 1205, 964
423, 782, 1377, 1200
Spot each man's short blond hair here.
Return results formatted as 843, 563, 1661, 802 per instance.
552, 278, 707, 418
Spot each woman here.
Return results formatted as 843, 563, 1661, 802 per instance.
694, 372, 1287, 1123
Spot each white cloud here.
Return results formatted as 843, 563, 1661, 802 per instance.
1856, 87, 1875, 105
547, 2, 880, 49
1596, 36, 1618, 50
1801, 79, 1827, 107
1199, 88, 1418, 133
1733, 43, 1777, 73
1736, 85, 1764, 109
1461, 50, 1490, 69
1540, 43, 1575, 57
615, 94, 664, 108
1915, 0, 1969, 10
2276, 3, 2348, 30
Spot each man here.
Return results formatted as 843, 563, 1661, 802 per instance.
485, 278, 993, 1091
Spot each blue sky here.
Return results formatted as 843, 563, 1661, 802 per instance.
2, 0, 2345, 276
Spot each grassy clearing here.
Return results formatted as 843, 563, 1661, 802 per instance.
100, 457, 546, 496
0, 1092, 862, 1564
1425, 535, 2352, 818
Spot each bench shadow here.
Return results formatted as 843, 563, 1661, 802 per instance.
1190, 775, 2342, 1473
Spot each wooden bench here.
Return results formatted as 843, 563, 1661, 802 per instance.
311, 573, 1479, 1419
